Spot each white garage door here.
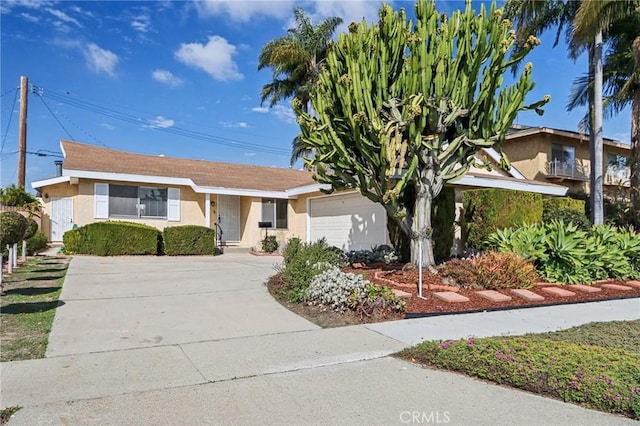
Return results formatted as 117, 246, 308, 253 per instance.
309, 192, 387, 251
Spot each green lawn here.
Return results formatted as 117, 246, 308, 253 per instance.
398, 320, 640, 420
0, 256, 69, 362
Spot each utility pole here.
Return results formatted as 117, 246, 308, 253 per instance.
17, 76, 28, 188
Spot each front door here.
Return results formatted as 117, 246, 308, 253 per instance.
50, 197, 74, 241
217, 195, 240, 243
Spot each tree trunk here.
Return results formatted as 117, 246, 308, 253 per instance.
591, 32, 604, 225
410, 180, 437, 272
631, 37, 640, 216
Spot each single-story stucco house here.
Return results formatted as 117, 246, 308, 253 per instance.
32, 140, 566, 252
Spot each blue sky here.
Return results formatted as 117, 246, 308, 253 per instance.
0, 0, 632, 190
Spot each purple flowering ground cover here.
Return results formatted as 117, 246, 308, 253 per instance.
398, 320, 640, 420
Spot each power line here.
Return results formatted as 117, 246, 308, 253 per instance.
0, 87, 18, 98
1, 88, 19, 154
34, 90, 75, 140
36, 87, 290, 156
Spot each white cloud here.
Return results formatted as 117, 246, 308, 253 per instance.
100, 123, 115, 130
244, 152, 256, 157
309, 1, 382, 31
193, 0, 294, 22
147, 116, 175, 129
46, 8, 82, 27
20, 12, 38, 22
272, 105, 296, 124
175, 35, 242, 81
131, 13, 150, 33
152, 69, 183, 87
251, 106, 269, 113
84, 43, 119, 76
1, 0, 53, 14
221, 121, 249, 128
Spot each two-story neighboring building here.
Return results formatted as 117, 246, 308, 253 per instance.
502, 125, 632, 197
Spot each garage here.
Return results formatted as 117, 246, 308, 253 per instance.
308, 191, 388, 251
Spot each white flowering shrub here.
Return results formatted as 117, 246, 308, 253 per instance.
307, 266, 369, 312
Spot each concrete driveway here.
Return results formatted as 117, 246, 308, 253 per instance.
45, 254, 319, 356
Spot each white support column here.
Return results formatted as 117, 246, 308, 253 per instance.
452, 187, 464, 256
205, 193, 211, 227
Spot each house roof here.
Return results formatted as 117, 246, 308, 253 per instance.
59, 140, 315, 192
506, 125, 630, 150
31, 139, 566, 197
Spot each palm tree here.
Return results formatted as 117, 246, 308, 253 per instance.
258, 8, 342, 167
571, 0, 640, 216
504, 0, 607, 223
258, 8, 342, 111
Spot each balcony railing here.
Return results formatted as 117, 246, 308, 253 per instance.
605, 166, 631, 185
545, 160, 589, 181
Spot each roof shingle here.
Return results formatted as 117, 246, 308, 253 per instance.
61, 140, 316, 192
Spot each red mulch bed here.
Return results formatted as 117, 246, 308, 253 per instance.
346, 264, 640, 317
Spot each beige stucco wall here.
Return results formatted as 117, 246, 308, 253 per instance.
40, 179, 206, 240
236, 193, 316, 249
503, 133, 631, 195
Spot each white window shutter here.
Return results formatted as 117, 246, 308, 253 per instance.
168, 188, 180, 221
94, 183, 109, 219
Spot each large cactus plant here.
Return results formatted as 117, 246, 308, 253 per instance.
294, 0, 550, 268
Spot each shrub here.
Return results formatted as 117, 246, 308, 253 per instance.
542, 208, 591, 231
0, 211, 28, 245
472, 252, 537, 290
348, 283, 406, 317
432, 186, 455, 263
63, 221, 160, 256
463, 189, 542, 250
437, 253, 537, 290
26, 231, 48, 255
261, 235, 278, 253
163, 225, 215, 256
437, 258, 479, 289
401, 337, 640, 420
346, 244, 399, 265
307, 266, 369, 312
543, 197, 585, 213
487, 221, 640, 284
23, 217, 38, 240
278, 238, 346, 302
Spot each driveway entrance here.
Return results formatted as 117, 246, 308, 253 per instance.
46, 254, 317, 356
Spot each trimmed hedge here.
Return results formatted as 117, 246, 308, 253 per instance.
64, 221, 160, 256
0, 211, 28, 245
543, 197, 585, 213
401, 336, 640, 420
163, 225, 215, 255
463, 189, 542, 250
26, 231, 48, 255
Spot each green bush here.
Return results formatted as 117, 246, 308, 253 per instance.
63, 221, 160, 256
0, 211, 28, 245
543, 208, 591, 231
163, 225, 215, 256
26, 231, 48, 255
23, 217, 38, 240
432, 186, 455, 263
401, 337, 640, 420
487, 221, 640, 284
543, 197, 585, 213
278, 237, 346, 303
261, 235, 278, 253
463, 189, 542, 250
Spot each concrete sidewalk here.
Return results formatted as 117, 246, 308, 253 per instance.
2, 255, 639, 425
